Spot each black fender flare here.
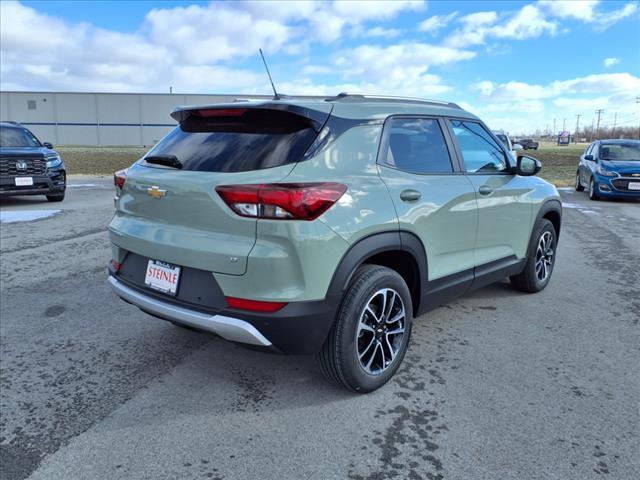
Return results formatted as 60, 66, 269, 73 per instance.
327, 230, 428, 313
528, 199, 562, 253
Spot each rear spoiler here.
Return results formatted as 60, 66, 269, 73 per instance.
170, 102, 332, 131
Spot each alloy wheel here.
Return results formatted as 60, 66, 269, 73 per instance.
356, 288, 406, 375
535, 231, 554, 282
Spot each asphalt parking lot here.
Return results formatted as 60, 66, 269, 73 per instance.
1, 178, 638, 480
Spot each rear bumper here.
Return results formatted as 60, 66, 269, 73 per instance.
108, 271, 341, 354
0, 170, 66, 196
108, 276, 273, 347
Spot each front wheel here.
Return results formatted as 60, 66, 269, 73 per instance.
510, 219, 557, 293
589, 178, 600, 201
318, 265, 413, 393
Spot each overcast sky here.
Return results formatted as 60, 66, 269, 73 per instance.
1, 0, 639, 134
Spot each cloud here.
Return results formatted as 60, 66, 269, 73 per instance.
0, 0, 426, 93
363, 26, 403, 39
604, 57, 620, 68
470, 73, 640, 133
539, 0, 639, 31
445, 5, 557, 48
417, 12, 458, 35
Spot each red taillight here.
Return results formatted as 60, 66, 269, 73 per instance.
226, 296, 288, 313
114, 169, 127, 190
110, 259, 122, 272
216, 183, 347, 221
196, 108, 246, 117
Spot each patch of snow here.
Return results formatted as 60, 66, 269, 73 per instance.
0, 209, 62, 223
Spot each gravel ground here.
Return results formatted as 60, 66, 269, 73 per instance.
0, 179, 638, 480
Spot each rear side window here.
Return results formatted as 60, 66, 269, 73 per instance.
383, 118, 453, 174
449, 120, 508, 173
145, 109, 319, 172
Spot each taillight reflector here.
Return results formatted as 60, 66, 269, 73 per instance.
110, 259, 122, 271
216, 183, 347, 221
226, 297, 288, 313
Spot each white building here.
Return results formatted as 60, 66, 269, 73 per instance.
0, 91, 294, 146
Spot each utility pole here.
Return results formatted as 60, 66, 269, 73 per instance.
574, 114, 581, 143
589, 116, 595, 142
553, 118, 557, 135
636, 97, 640, 140
562, 118, 566, 131
595, 109, 604, 139
612, 112, 617, 138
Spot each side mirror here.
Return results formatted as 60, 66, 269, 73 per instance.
516, 155, 541, 176
43, 142, 54, 149
584, 154, 595, 161
513, 143, 523, 151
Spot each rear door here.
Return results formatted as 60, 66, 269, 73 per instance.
110, 104, 331, 275
447, 119, 534, 267
377, 116, 478, 284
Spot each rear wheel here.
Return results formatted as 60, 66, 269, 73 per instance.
575, 172, 584, 191
510, 219, 557, 293
318, 265, 413, 393
589, 177, 600, 201
46, 192, 65, 202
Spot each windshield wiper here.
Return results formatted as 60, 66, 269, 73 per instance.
144, 154, 183, 169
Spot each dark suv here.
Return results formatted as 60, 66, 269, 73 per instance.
0, 122, 66, 202
517, 138, 539, 150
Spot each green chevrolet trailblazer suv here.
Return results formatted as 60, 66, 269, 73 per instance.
108, 94, 562, 392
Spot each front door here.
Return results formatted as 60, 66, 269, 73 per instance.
447, 119, 534, 268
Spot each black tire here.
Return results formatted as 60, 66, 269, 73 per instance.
510, 219, 557, 293
46, 192, 65, 202
318, 265, 413, 393
575, 171, 584, 191
588, 177, 600, 201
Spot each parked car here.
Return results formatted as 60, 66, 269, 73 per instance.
0, 121, 66, 201
575, 139, 640, 200
107, 94, 562, 392
492, 130, 523, 159
517, 138, 539, 150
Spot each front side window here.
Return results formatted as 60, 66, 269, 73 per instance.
449, 120, 508, 173
384, 118, 453, 174
0, 127, 41, 148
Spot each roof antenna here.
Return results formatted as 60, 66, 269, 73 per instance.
259, 48, 281, 100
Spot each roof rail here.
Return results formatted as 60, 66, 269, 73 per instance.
325, 92, 461, 109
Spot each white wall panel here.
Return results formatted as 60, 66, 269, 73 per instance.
57, 125, 98, 145
99, 126, 142, 146
2, 92, 291, 146
97, 94, 141, 124
55, 94, 97, 123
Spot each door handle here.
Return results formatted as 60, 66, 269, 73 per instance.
478, 185, 493, 196
400, 189, 422, 202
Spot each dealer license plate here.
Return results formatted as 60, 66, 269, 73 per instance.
15, 177, 33, 186
628, 182, 640, 191
144, 260, 181, 296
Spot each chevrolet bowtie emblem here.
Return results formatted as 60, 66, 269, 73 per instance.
146, 186, 167, 198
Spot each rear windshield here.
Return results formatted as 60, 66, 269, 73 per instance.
144, 109, 319, 172
0, 126, 41, 148
600, 143, 640, 161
